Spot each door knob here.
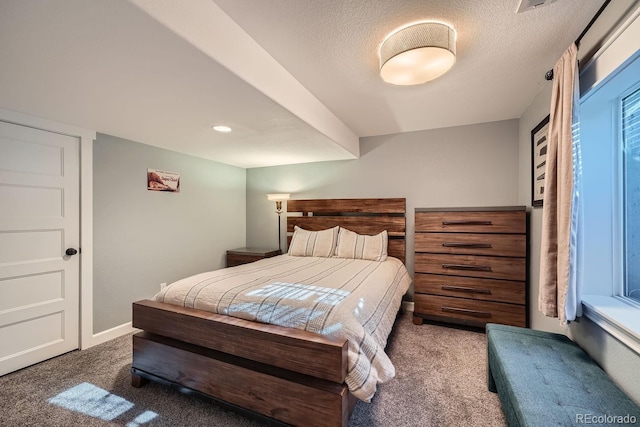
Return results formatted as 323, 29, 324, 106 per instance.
65, 248, 78, 256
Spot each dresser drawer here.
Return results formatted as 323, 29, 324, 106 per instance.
415, 294, 526, 327
415, 253, 526, 281
415, 211, 525, 234
414, 274, 525, 305
414, 232, 525, 257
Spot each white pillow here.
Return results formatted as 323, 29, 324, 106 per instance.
335, 227, 388, 261
288, 226, 339, 257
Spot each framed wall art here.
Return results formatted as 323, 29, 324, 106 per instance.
147, 168, 180, 192
531, 115, 549, 207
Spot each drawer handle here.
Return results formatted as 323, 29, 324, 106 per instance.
441, 306, 492, 318
441, 285, 492, 295
442, 263, 492, 272
442, 242, 492, 248
442, 220, 492, 226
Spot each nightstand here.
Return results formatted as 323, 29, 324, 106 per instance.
226, 247, 282, 267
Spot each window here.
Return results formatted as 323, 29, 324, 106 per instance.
623, 87, 640, 303
580, 52, 640, 302
579, 48, 640, 351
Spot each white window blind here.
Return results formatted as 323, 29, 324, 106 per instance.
623, 87, 640, 302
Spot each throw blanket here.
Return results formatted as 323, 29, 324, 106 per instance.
153, 254, 411, 402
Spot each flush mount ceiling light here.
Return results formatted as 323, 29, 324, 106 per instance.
379, 21, 457, 86
212, 124, 232, 133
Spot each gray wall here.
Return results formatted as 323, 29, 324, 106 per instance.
247, 119, 521, 293
93, 134, 246, 332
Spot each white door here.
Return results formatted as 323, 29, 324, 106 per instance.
0, 120, 80, 376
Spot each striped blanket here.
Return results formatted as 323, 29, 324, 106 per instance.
153, 254, 411, 402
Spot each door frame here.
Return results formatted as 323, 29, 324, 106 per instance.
0, 108, 96, 350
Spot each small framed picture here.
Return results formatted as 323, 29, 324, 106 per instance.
531, 115, 549, 207
147, 168, 180, 192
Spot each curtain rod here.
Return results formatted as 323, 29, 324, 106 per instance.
544, 0, 611, 81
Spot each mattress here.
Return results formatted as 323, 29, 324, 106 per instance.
153, 254, 412, 402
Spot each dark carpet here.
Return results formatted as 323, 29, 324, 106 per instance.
0, 314, 506, 426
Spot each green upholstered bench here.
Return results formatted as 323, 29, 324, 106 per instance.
486, 323, 640, 427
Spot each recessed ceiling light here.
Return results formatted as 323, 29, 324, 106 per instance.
212, 125, 232, 133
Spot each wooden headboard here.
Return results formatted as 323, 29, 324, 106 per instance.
286, 198, 406, 262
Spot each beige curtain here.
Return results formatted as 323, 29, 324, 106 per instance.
538, 43, 578, 325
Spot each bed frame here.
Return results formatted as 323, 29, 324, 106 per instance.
131, 198, 406, 427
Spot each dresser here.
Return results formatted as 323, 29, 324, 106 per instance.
413, 207, 527, 328
226, 247, 281, 267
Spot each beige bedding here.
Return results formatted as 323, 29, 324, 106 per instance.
153, 254, 411, 402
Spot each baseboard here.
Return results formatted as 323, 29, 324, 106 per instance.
402, 301, 415, 313
90, 322, 139, 348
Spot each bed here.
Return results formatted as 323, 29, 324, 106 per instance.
131, 198, 410, 426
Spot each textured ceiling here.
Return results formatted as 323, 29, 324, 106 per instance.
0, 0, 607, 168
214, 0, 606, 137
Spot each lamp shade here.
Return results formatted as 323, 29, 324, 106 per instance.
266, 193, 290, 202
379, 21, 456, 85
